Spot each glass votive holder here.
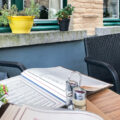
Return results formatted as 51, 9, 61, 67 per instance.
66, 80, 78, 109
72, 87, 86, 111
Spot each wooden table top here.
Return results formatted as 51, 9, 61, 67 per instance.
88, 89, 120, 120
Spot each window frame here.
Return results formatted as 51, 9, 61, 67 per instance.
11, 0, 23, 10
103, 0, 119, 19
103, 0, 120, 26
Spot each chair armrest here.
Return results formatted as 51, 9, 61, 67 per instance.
85, 57, 120, 93
0, 61, 26, 72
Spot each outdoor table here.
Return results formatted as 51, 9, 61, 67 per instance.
88, 89, 120, 120
0, 75, 120, 120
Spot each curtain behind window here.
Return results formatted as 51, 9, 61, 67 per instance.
49, 0, 61, 19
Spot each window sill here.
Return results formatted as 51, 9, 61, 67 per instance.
34, 19, 58, 25
0, 20, 59, 33
0, 27, 11, 33
103, 18, 120, 22
0, 24, 59, 33
103, 18, 120, 26
104, 23, 120, 26
32, 26, 59, 31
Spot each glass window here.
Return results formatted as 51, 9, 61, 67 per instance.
0, 0, 7, 8
104, 0, 119, 19
0, 0, 11, 9
24, 0, 63, 19
0, 1, 2, 8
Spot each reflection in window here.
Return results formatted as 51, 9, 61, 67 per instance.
0, 1, 2, 8
104, 0, 119, 18
24, 0, 62, 19
0, 0, 7, 8
0, 0, 10, 9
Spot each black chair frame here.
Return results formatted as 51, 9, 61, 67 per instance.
84, 57, 120, 93
0, 61, 26, 72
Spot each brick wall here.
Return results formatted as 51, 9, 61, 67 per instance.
68, 0, 103, 35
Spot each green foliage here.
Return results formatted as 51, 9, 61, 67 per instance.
9, 5, 18, 16
24, 0, 40, 17
56, 4, 74, 20
0, 5, 9, 26
18, 0, 40, 17
64, 4, 74, 16
0, 0, 40, 26
0, 84, 8, 104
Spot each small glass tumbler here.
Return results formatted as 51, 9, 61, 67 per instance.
72, 87, 86, 111
66, 71, 82, 110
66, 80, 78, 109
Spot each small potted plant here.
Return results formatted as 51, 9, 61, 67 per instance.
56, 4, 74, 31
0, 84, 8, 106
0, 0, 40, 34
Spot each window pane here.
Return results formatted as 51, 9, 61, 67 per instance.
24, 0, 62, 19
0, 0, 11, 9
0, 0, 8, 8
104, 0, 119, 18
0, 1, 2, 8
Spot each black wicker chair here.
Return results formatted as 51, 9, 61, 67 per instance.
84, 33, 120, 93
0, 61, 26, 80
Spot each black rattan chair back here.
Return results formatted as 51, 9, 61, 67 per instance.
84, 33, 120, 91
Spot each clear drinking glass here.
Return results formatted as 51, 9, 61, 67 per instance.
66, 80, 78, 109
68, 71, 82, 86
72, 87, 86, 110
66, 71, 82, 109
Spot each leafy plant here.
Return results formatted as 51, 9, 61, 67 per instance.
56, 4, 74, 20
24, 0, 40, 17
0, 5, 9, 26
9, 5, 18, 16
0, 84, 8, 104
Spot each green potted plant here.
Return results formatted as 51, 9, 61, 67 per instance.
56, 4, 74, 31
0, 0, 40, 34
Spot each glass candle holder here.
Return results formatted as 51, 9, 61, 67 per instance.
72, 87, 86, 111
66, 80, 78, 108
66, 71, 82, 110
